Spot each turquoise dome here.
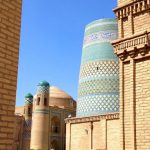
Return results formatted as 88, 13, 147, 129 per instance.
25, 93, 33, 105
38, 80, 50, 87
77, 18, 119, 117
37, 80, 50, 94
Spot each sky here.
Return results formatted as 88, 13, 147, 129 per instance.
16, 0, 117, 106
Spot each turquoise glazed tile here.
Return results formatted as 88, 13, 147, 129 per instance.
77, 18, 119, 117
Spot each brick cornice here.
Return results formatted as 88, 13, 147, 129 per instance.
112, 31, 150, 61
65, 113, 119, 124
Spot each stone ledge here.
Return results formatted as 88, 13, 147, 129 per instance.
112, 30, 150, 60
65, 113, 119, 124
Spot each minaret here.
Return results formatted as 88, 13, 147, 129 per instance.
77, 18, 119, 117
30, 81, 50, 150
22, 93, 33, 150
24, 93, 33, 119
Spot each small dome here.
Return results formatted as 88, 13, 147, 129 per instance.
25, 93, 33, 99
38, 80, 50, 87
25, 93, 33, 105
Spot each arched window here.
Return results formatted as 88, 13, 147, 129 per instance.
28, 108, 31, 115
44, 98, 47, 106
24, 107, 26, 114
36, 97, 40, 105
51, 116, 60, 134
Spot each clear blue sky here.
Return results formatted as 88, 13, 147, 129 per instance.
16, 0, 117, 106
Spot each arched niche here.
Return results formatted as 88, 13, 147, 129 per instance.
51, 116, 61, 134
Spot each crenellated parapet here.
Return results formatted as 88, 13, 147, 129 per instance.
114, 0, 150, 38
115, 0, 150, 19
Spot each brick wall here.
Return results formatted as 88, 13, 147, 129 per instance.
13, 116, 24, 150
116, 56, 150, 150
66, 113, 120, 150
70, 123, 91, 150
133, 13, 150, 34
107, 119, 120, 150
123, 62, 132, 149
135, 58, 150, 150
118, 0, 133, 6
0, 0, 22, 149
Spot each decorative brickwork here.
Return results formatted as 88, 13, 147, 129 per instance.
13, 116, 24, 150
112, 0, 150, 149
0, 0, 22, 149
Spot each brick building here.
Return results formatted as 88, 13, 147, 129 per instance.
1, 0, 150, 150
112, 0, 150, 149
66, 18, 120, 150
66, 0, 150, 150
14, 81, 76, 150
0, 0, 22, 150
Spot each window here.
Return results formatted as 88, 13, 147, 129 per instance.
37, 97, 40, 105
51, 140, 58, 150
70, 100, 73, 107
28, 108, 31, 115
51, 116, 60, 134
44, 98, 47, 106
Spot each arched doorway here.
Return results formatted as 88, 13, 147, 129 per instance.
51, 140, 59, 150
51, 116, 60, 134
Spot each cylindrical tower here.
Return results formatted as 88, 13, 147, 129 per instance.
77, 18, 119, 117
22, 93, 33, 150
30, 81, 50, 150
24, 93, 33, 120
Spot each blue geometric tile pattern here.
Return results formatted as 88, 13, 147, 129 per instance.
77, 18, 119, 117
23, 119, 32, 139
25, 93, 33, 105
37, 80, 50, 94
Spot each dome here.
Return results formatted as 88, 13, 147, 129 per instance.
49, 86, 76, 109
25, 93, 33, 105
77, 18, 119, 117
37, 80, 50, 94
38, 80, 50, 87
25, 93, 33, 99
50, 86, 72, 99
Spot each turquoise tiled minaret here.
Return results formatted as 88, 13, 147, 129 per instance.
77, 18, 119, 117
